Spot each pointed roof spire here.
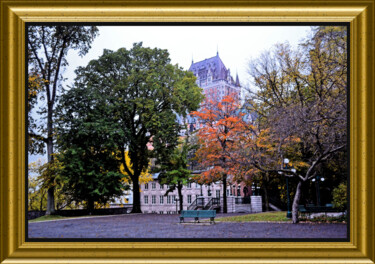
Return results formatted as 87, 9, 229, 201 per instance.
191, 54, 194, 64
216, 44, 219, 56
235, 71, 240, 86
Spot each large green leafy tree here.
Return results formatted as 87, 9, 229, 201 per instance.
56, 43, 203, 213
28, 25, 99, 214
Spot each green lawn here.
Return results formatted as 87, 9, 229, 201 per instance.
215, 211, 292, 222
29, 215, 88, 223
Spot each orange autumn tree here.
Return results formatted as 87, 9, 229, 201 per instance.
191, 92, 246, 213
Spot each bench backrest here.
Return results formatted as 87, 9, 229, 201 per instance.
181, 210, 199, 217
180, 210, 216, 218
198, 210, 216, 218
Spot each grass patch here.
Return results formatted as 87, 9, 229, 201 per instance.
216, 211, 292, 222
29, 215, 89, 223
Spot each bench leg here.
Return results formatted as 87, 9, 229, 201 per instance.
195, 217, 199, 223
180, 217, 184, 223
210, 217, 215, 224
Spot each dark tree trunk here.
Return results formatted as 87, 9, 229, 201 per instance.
222, 175, 227, 213
45, 106, 55, 215
263, 185, 269, 211
40, 191, 44, 211
131, 176, 142, 213
87, 198, 94, 215
178, 183, 183, 213
292, 180, 303, 224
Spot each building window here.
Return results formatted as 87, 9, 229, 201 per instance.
187, 182, 192, 189
237, 186, 241, 196
172, 195, 176, 204
195, 183, 199, 188
167, 196, 171, 204
159, 211, 164, 214
160, 184, 164, 189
152, 182, 156, 189
216, 190, 220, 198
144, 195, 148, 204
160, 195, 164, 204
152, 195, 156, 204
144, 183, 148, 190
152, 211, 156, 214
227, 189, 230, 196
187, 195, 192, 204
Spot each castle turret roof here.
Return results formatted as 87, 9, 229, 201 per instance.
189, 54, 228, 81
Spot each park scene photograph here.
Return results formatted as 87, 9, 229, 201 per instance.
27, 24, 348, 240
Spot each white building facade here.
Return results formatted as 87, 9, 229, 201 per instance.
140, 176, 262, 214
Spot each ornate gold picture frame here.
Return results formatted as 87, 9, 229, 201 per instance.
1, 1, 374, 263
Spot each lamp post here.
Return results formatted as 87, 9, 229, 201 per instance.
283, 158, 292, 219
312, 175, 325, 206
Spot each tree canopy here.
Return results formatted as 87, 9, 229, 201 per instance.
56, 43, 204, 213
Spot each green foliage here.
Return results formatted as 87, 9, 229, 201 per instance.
56, 43, 203, 213
332, 183, 347, 211
28, 158, 82, 211
56, 133, 125, 212
28, 175, 47, 211
158, 137, 194, 192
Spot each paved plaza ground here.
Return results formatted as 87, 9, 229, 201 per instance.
28, 213, 347, 239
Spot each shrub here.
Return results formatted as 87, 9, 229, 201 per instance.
332, 183, 347, 211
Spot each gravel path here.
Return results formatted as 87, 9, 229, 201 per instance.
28, 213, 347, 239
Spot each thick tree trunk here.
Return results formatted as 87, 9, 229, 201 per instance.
131, 177, 142, 213
292, 180, 303, 224
222, 175, 227, 213
45, 107, 55, 215
87, 198, 94, 215
178, 183, 183, 213
263, 185, 269, 211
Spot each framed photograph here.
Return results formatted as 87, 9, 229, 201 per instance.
1, 1, 374, 263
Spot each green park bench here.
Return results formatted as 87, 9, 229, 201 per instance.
179, 210, 216, 224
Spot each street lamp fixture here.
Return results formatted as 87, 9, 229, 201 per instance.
312, 175, 325, 205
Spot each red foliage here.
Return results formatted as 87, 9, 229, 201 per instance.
191, 92, 247, 184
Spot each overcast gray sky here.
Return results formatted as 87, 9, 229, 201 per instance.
64, 25, 312, 88
30, 25, 312, 164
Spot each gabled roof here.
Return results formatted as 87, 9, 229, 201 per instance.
189, 53, 228, 81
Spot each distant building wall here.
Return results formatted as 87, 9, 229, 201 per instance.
139, 180, 262, 214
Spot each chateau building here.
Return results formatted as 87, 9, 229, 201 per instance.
189, 52, 241, 102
